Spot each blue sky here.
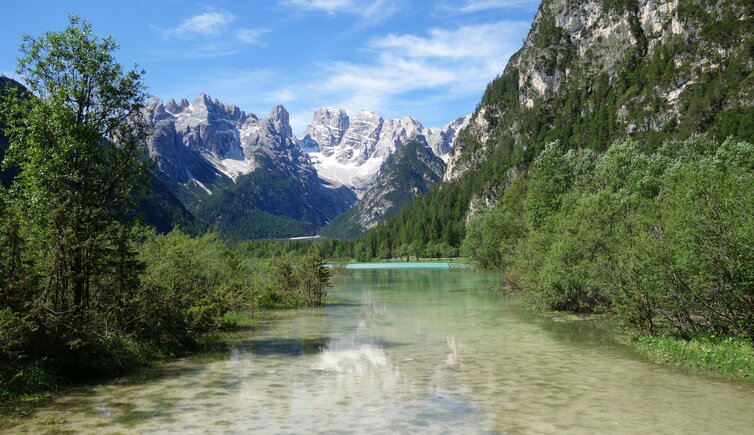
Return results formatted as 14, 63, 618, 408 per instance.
1, 0, 539, 133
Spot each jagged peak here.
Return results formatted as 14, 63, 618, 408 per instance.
267, 104, 289, 123
189, 93, 213, 110
322, 107, 348, 117
164, 98, 179, 113
355, 109, 379, 116
146, 96, 164, 108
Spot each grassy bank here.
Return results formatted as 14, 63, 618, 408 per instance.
536, 308, 754, 381
628, 334, 754, 381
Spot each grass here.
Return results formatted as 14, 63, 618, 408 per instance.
535, 308, 754, 381
629, 334, 754, 380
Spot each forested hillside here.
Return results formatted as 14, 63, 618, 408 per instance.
365, 0, 754, 252
349, 0, 754, 351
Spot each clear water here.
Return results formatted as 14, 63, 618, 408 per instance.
3, 268, 753, 434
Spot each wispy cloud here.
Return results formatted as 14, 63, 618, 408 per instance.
280, 0, 401, 22
371, 22, 522, 59
151, 11, 267, 60
162, 11, 235, 39
235, 28, 268, 44
440, 0, 540, 14
313, 20, 529, 114
152, 18, 531, 132
145, 44, 241, 61
261, 20, 530, 131
266, 88, 296, 103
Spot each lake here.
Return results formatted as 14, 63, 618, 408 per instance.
3, 264, 753, 434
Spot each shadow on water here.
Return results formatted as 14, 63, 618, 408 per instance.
235, 337, 332, 357
233, 336, 408, 357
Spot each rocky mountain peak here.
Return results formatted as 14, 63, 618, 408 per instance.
165, 98, 190, 114
266, 105, 293, 138
426, 115, 471, 161
300, 107, 350, 154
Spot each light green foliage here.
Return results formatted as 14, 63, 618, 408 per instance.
464, 136, 754, 342
0, 15, 153, 387
137, 231, 255, 344
0, 14, 150, 321
364, 2, 754, 254
461, 179, 526, 271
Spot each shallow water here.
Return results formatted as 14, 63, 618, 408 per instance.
3, 268, 753, 434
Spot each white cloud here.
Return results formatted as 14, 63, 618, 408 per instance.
235, 28, 268, 44
163, 11, 235, 39
312, 20, 530, 113
441, 0, 540, 13
280, 0, 401, 21
248, 20, 530, 132
152, 12, 267, 60
371, 22, 523, 59
145, 43, 241, 60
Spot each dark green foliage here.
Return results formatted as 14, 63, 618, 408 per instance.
364, 1, 754, 255
0, 76, 26, 187
134, 175, 206, 235
0, 18, 336, 401
0, 15, 154, 389
196, 154, 354, 240
200, 201, 316, 240
320, 206, 362, 239
355, 141, 521, 260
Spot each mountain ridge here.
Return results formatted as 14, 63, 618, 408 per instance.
144, 94, 469, 238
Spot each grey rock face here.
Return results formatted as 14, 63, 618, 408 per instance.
303, 108, 467, 194
173, 94, 245, 159
444, 0, 737, 182
321, 136, 447, 236
299, 108, 350, 154
145, 95, 321, 199
357, 136, 445, 230
426, 115, 471, 159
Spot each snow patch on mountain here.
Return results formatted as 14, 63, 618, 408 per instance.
301, 109, 468, 196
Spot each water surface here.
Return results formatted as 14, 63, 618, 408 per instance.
3, 268, 753, 434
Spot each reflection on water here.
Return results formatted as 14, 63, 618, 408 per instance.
2, 269, 753, 434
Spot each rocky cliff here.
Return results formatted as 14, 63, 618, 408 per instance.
446, 0, 754, 182
144, 95, 356, 238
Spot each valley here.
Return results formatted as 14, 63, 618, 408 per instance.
1, 0, 753, 433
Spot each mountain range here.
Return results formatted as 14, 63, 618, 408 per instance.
144, 94, 468, 238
